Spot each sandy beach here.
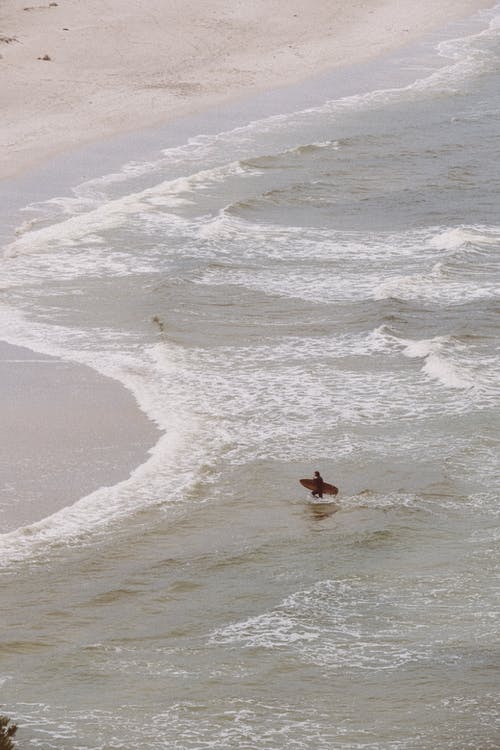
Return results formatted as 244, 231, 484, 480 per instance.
0, 0, 493, 179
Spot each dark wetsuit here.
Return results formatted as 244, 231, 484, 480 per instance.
312, 473, 324, 499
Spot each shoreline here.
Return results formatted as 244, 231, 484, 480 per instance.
0, 0, 494, 180
0, 341, 160, 533
0, 0, 494, 532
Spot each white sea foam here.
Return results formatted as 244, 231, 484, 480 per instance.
195, 227, 424, 302
197, 212, 432, 260
2, 241, 162, 287
9, 699, 369, 750
195, 218, 499, 306
373, 271, 498, 304
429, 225, 500, 251
421, 352, 472, 390
399, 335, 500, 393
189, 326, 397, 366
209, 577, 449, 670
12, 692, 499, 750
7, 162, 250, 258
164, 341, 480, 468
211, 566, 498, 671
0, 308, 229, 566
210, 611, 322, 649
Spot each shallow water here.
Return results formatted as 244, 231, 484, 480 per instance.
1, 6, 499, 748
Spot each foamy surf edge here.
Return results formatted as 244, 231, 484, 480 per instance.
0, 307, 228, 567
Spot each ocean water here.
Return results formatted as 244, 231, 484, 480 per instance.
1, 6, 499, 749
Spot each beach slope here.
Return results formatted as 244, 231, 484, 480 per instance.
0, 0, 492, 178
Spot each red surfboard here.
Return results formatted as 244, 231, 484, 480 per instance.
300, 478, 338, 496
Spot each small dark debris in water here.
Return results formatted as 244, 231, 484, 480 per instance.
38, 53, 51, 60
152, 315, 165, 333
49, 1, 58, 5
0, 35, 18, 44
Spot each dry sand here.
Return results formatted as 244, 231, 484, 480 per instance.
0, 0, 493, 179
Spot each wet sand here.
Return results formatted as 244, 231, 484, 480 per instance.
0, 341, 159, 532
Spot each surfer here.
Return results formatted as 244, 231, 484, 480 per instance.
311, 470, 324, 499
299, 474, 338, 497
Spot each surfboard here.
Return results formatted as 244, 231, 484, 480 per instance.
300, 478, 339, 495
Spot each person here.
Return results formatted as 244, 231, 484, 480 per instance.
311, 470, 324, 499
